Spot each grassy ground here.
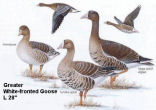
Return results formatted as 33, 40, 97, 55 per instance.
99, 79, 140, 89
22, 69, 58, 81
65, 98, 101, 108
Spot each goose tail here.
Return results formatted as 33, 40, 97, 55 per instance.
139, 56, 152, 62
139, 56, 154, 65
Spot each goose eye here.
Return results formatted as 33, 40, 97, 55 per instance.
64, 42, 68, 45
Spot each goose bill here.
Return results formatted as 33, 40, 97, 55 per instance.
18, 30, 22, 36
81, 13, 88, 19
57, 42, 64, 49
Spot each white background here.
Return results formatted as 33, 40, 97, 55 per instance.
0, 0, 156, 110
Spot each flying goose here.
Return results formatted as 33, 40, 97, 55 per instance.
16, 25, 60, 75
38, 3, 80, 33
57, 39, 117, 105
105, 5, 141, 33
81, 10, 153, 85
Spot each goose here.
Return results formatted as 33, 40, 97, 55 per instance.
57, 39, 117, 105
38, 3, 80, 33
81, 10, 153, 85
16, 25, 60, 75
105, 5, 141, 33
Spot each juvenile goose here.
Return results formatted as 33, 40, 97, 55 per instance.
38, 3, 80, 33
81, 10, 153, 85
57, 39, 117, 105
16, 25, 60, 75
105, 5, 141, 33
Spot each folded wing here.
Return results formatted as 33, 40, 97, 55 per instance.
73, 61, 114, 79
100, 39, 139, 63
30, 41, 59, 56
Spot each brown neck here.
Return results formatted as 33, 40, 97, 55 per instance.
62, 47, 75, 67
90, 20, 101, 44
40, 3, 56, 10
106, 21, 117, 27
21, 33, 30, 43
91, 20, 99, 37
40, 3, 51, 7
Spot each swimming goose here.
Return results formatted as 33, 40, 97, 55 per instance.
16, 25, 60, 75
105, 5, 141, 33
38, 3, 80, 33
57, 39, 117, 105
81, 10, 153, 85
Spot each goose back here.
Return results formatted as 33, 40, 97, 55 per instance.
100, 39, 139, 63
30, 41, 59, 56
73, 61, 113, 78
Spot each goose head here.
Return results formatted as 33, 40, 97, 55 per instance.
57, 39, 74, 50
38, 3, 46, 7
81, 10, 99, 22
18, 25, 30, 36
38, 3, 57, 10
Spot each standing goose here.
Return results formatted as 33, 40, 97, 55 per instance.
81, 10, 153, 85
38, 3, 80, 33
16, 25, 60, 75
57, 39, 117, 105
105, 5, 141, 33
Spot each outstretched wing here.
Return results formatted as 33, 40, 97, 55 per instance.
124, 5, 141, 27
114, 16, 123, 24
30, 41, 59, 56
52, 5, 71, 33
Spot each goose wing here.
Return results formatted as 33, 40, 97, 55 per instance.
52, 5, 71, 33
100, 39, 139, 63
73, 61, 114, 79
30, 41, 60, 56
124, 5, 141, 27
114, 16, 123, 24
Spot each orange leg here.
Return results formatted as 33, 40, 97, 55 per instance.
118, 68, 128, 74
79, 91, 83, 105
84, 89, 90, 100
29, 64, 33, 71
110, 76, 117, 87
39, 65, 44, 75
110, 68, 128, 86
29, 64, 33, 76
